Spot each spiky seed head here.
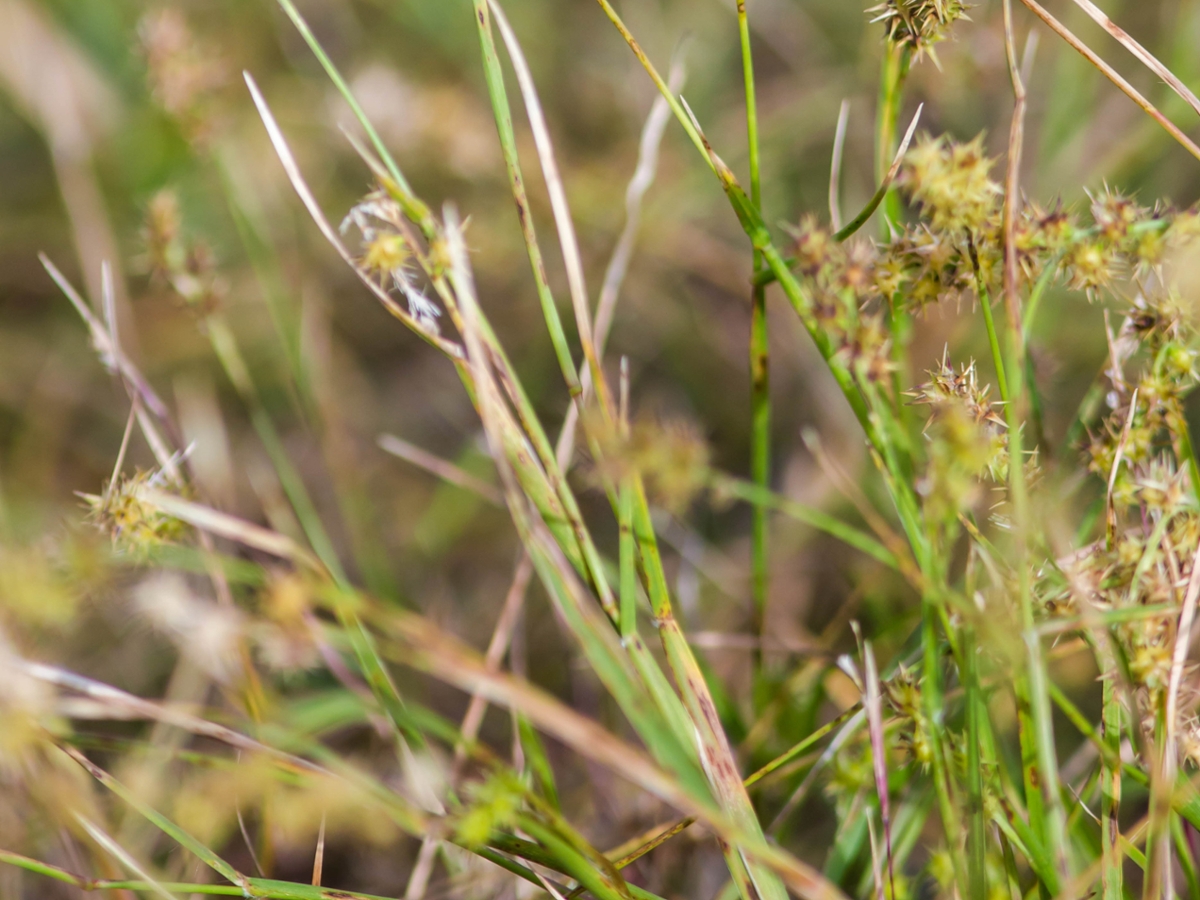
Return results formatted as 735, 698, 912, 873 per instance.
788, 214, 836, 278
1091, 188, 1142, 244
1065, 240, 1118, 295
869, 0, 968, 60
454, 772, 524, 849
82, 471, 189, 553
902, 133, 1000, 233
361, 232, 411, 278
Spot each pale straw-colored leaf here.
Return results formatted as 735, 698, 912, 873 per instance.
1018, 0, 1200, 163
485, 0, 609, 410
1066, 0, 1200, 120
136, 487, 320, 570
828, 99, 850, 232
377, 434, 503, 505
75, 813, 182, 900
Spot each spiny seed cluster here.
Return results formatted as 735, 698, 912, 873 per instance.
1024, 222, 1200, 748
903, 134, 998, 234
786, 215, 896, 385
909, 356, 1017, 520
81, 470, 189, 553
590, 414, 711, 515
868, 0, 968, 60
795, 134, 1200, 315
783, 129, 1200, 765
140, 191, 225, 315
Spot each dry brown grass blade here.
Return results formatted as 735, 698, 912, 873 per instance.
829, 99, 850, 232
1104, 389, 1139, 546
243, 72, 465, 360
1017, 0, 1200, 163
443, 198, 685, 793
457, 556, 534, 755
1148, 538, 1200, 900
41, 254, 171, 422
432, 89, 842, 900
400, 75, 683, 899
312, 816, 326, 887
558, 57, 681, 470
1165, 540, 1200, 775
135, 488, 321, 570
24, 660, 322, 773
399, 215, 841, 897
377, 434, 503, 505
593, 58, 685, 359
1067, 0, 1200, 120
74, 814, 181, 900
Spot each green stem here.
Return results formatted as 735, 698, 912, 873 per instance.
737, 0, 770, 664
1007, 360, 1067, 884
963, 628, 988, 900
714, 475, 898, 570
471, 0, 581, 395
750, 287, 769, 648
969, 244, 1010, 406
875, 43, 911, 233
618, 477, 637, 639
744, 705, 861, 788
205, 316, 348, 586
1102, 669, 1123, 900
275, 0, 411, 195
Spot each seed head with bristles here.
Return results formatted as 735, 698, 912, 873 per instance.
869, 0, 969, 62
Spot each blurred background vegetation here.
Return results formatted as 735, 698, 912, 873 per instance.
3, 0, 1200, 896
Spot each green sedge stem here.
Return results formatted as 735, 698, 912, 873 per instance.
737, 0, 770, 651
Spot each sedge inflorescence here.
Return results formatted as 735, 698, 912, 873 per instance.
869, 0, 969, 61
342, 192, 444, 334
785, 129, 1200, 721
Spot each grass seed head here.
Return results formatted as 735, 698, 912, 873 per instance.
138, 8, 228, 144
139, 191, 225, 314
597, 415, 711, 515
902, 133, 999, 233
869, 0, 968, 61
788, 213, 837, 278
82, 471, 189, 553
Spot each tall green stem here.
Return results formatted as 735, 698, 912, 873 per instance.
1102, 670, 1123, 900
875, 43, 911, 234
963, 628, 988, 900
738, 1, 770, 656
875, 42, 917, 465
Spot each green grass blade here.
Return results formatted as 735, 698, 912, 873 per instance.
273, 0, 411, 194
57, 744, 248, 889
470, 0, 580, 395
714, 475, 899, 569
517, 715, 561, 811
963, 628, 988, 900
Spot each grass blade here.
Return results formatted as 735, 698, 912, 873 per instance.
486, 0, 609, 414
470, 0, 580, 395
1017, 0, 1200, 163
